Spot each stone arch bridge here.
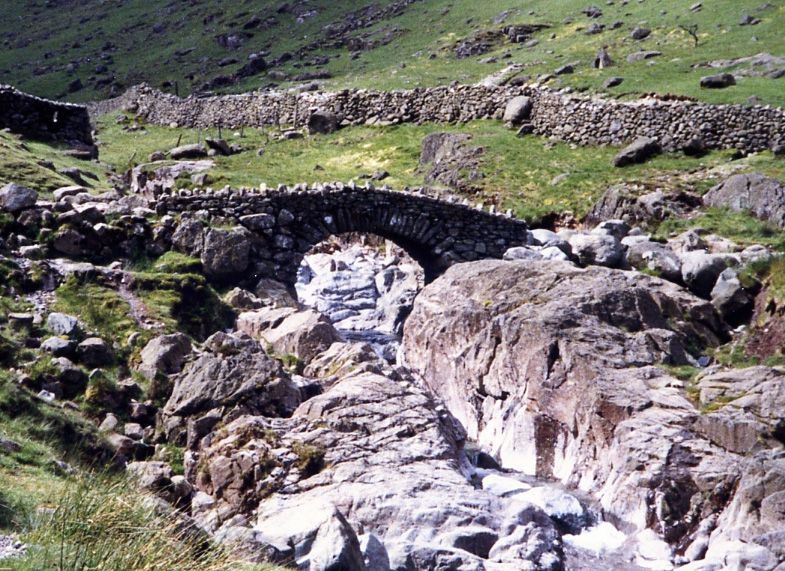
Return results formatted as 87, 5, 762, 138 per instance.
155, 184, 531, 285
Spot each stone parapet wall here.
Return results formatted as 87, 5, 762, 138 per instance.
0, 85, 93, 145
154, 182, 530, 284
91, 83, 785, 153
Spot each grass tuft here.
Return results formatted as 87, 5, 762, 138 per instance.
10, 475, 282, 571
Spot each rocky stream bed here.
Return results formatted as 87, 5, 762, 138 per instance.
1, 176, 784, 570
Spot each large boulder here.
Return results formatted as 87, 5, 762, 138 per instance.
237, 307, 341, 365
502, 96, 533, 125
626, 240, 682, 283
235, 369, 564, 570
201, 228, 252, 279
700, 73, 736, 89
568, 233, 624, 267
171, 219, 206, 257
46, 312, 79, 337
400, 259, 748, 549
710, 268, 753, 325
613, 137, 662, 167
0, 183, 37, 213
163, 332, 300, 420
680, 251, 737, 298
703, 173, 785, 228
255, 503, 365, 571
169, 144, 208, 160
307, 110, 339, 135
76, 337, 113, 367
137, 333, 192, 381
419, 132, 483, 191
586, 186, 701, 227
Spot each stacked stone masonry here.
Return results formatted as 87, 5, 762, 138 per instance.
93, 83, 785, 153
0, 84, 93, 145
155, 184, 531, 285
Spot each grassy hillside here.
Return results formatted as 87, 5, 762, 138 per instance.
97, 113, 785, 223
0, 0, 783, 105
0, 130, 109, 195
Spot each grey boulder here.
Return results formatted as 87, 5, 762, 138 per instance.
700, 73, 736, 89
201, 227, 252, 279
163, 332, 300, 419
503, 246, 542, 261
307, 110, 339, 135
680, 251, 737, 298
77, 337, 114, 367
568, 233, 624, 267
169, 144, 208, 160
710, 268, 753, 325
46, 312, 79, 337
703, 173, 785, 229
613, 137, 662, 167
0, 183, 37, 213
626, 240, 682, 282
502, 96, 533, 125
138, 333, 192, 381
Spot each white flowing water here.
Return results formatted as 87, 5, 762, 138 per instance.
295, 238, 677, 570
295, 238, 422, 362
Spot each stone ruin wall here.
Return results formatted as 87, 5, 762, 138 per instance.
91, 83, 785, 153
0, 84, 93, 145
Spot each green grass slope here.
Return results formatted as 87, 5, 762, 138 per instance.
97, 113, 785, 223
0, 0, 783, 105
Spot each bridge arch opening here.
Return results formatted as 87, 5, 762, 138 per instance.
294, 232, 424, 361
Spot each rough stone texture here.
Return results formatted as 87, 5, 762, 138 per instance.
626, 240, 683, 283
46, 312, 79, 337
237, 307, 342, 365
0, 183, 38, 213
163, 331, 300, 420
696, 367, 785, 454
92, 83, 785, 154
613, 137, 662, 167
169, 144, 208, 160
703, 173, 785, 229
419, 132, 484, 191
137, 333, 192, 381
155, 186, 531, 285
586, 185, 702, 227
0, 84, 93, 145
196, 366, 565, 571
307, 110, 340, 134
680, 252, 738, 298
399, 260, 753, 547
502, 96, 533, 125
568, 233, 623, 267
76, 337, 113, 367
201, 227, 252, 279
700, 73, 736, 89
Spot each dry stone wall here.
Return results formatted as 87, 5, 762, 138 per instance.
92, 83, 785, 153
154, 183, 531, 285
0, 85, 93, 145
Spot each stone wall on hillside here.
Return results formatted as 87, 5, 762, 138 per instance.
91, 83, 785, 153
0, 85, 93, 145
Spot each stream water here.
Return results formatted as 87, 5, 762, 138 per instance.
294, 237, 675, 570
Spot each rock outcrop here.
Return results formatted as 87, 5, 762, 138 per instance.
703, 173, 785, 229
400, 259, 784, 565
